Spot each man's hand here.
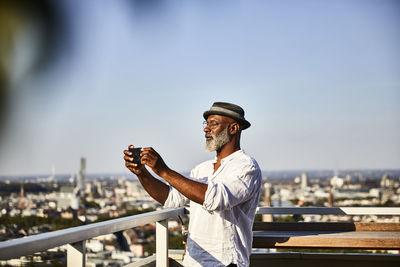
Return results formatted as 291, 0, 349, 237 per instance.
141, 147, 170, 177
123, 145, 170, 205
124, 145, 146, 175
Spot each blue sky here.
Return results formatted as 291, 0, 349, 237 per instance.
0, 0, 399, 176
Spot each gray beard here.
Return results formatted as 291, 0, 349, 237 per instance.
205, 126, 231, 152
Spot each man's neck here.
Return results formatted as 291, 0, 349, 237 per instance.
216, 144, 240, 162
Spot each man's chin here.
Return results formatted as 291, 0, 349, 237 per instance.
205, 142, 216, 152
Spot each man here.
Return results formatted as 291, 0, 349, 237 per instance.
123, 102, 262, 267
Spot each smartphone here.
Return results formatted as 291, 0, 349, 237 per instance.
128, 147, 142, 164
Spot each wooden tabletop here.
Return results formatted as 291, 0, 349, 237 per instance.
253, 230, 400, 249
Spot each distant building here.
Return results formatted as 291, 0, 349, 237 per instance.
262, 182, 273, 222
94, 180, 103, 197
77, 157, 86, 197
56, 186, 80, 210
328, 186, 334, 207
130, 244, 144, 257
85, 183, 93, 197
380, 174, 392, 188
330, 175, 344, 188
345, 174, 352, 186
301, 173, 308, 189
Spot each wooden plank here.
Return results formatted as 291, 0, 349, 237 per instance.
256, 207, 400, 215
253, 222, 400, 232
252, 231, 400, 250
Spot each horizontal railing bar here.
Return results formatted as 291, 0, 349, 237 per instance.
0, 208, 185, 260
256, 207, 400, 215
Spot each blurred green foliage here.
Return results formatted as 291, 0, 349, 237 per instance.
144, 234, 185, 255
0, 215, 83, 230
0, 182, 52, 196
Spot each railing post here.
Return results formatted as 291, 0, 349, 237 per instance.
156, 219, 169, 267
67, 240, 86, 267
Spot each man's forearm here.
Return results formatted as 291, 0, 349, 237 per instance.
161, 169, 207, 205
137, 147, 207, 205
137, 170, 170, 205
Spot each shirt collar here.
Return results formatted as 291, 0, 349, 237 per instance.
212, 149, 245, 165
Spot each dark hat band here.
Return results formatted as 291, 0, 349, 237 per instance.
208, 106, 243, 119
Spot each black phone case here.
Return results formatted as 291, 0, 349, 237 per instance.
129, 147, 142, 164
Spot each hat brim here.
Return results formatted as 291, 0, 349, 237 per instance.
203, 110, 251, 130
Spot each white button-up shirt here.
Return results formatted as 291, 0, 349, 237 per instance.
164, 150, 262, 267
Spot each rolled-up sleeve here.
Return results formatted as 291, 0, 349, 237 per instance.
163, 185, 189, 208
203, 165, 261, 212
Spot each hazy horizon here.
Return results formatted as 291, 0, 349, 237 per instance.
1, 168, 400, 180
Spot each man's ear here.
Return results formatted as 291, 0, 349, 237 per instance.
229, 123, 240, 135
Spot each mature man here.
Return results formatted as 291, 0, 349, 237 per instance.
123, 102, 262, 267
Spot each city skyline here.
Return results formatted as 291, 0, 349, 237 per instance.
0, 0, 399, 176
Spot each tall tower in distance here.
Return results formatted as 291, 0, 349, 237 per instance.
328, 186, 334, 207
262, 181, 273, 222
301, 172, 308, 189
77, 157, 86, 197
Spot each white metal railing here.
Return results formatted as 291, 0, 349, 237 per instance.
0, 208, 185, 267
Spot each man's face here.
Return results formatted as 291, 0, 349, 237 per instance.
204, 115, 232, 152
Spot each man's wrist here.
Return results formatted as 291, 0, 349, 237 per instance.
159, 167, 172, 179
136, 166, 150, 179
